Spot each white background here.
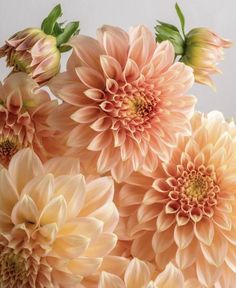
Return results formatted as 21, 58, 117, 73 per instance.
0, 0, 235, 117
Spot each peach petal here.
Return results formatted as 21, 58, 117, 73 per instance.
174, 222, 194, 249
40, 195, 67, 227
131, 231, 154, 261
200, 232, 228, 267
9, 148, 44, 192
99, 272, 125, 288
154, 262, 184, 288
0, 169, 18, 215
124, 258, 150, 288
76, 66, 105, 89
152, 229, 174, 254
88, 131, 112, 151
156, 210, 175, 232
71, 107, 100, 124
11, 194, 38, 225
100, 55, 123, 79
68, 257, 102, 277
44, 157, 80, 176
194, 217, 214, 245
213, 211, 232, 231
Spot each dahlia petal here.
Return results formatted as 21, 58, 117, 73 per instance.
123, 58, 140, 82
131, 231, 154, 261
69, 35, 105, 71
154, 262, 184, 288
155, 242, 177, 269
88, 131, 112, 151
99, 256, 129, 276
84, 233, 117, 257
44, 157, 80, 176
11, 194, 38, 225
9, 148, 44, 192
225, 244, 236, 273
176, 238, 199, 269
194, 217, 214, 245
53, 234, 90, 258
52, 270, 83, 287
114, 129, 126, 147
213, 211, 232, 231
156, 210, 175, 232
0, 169, 18, 215
39, 223, 58, 243
21, 174, 54, 211
68, 125, 94, 147
0, 211, 12, 231
100, 55, 123, 79
59, 217, 103, 243
97, 146, 120, 173
119, 184, 145, 207
128, 26, 156, 68
111, 159, 133, 183
84, 88, 105, 102
40, 195, 67, 227
137, 204, 162, 224
97, 25, 129, 67
220, 221, 236, 245
71, 107, 100, 124
143, 188, 167, 205
152, 229, 174, 254
124, 258, 150, 288
174, 222, 194, 249
196, 257, 222, 287
68, 257, 102, 277
80, 177, 114, 215
99, 271, 125, 288
90, 116, 112, 132
54, 175, 86, 218
76, 66, 105, 89
200, 231, 228, 267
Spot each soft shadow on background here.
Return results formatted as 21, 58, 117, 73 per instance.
0, 0, 235, 117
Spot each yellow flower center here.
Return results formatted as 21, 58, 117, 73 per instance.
0, 136, 21, 166
185, 177, 207, 200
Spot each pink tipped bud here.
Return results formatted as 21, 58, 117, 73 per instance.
0, 28, 60, 84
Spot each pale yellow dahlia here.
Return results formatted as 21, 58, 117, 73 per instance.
116, 112, 236, 287
49, 25, 195, 182
0, 148, 118, 287
0, 72, 59, 166
99, 258, 187, 288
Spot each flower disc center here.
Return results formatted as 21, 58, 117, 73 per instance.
0, 136, 21, 166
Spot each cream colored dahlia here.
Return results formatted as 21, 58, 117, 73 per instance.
116, 112, 236, 287
49, 25, 195, 182
0, 72, 59, 166
0, 148, 118, 287
99, 258, 186, 288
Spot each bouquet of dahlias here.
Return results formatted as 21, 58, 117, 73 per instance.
0, 3, 234, 288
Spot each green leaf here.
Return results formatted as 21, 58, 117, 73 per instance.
175, 3, 185, 36
56, 21, 80, 47
53, 22, 64, 37
41, 4, 62, 35
157, 21, 179, 32
59, 45, 72, 53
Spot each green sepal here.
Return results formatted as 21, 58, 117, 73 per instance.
41, 4, 62, 35
155, 24, 185, 55
156, 21, 179, 32
175, 3, 185, 36
56, 21, 80, 47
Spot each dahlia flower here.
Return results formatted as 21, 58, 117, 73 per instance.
0, 148, 118, 287
99, 259, 186, 288
182, 28, 232, 89
116, 111, 236, 287
0, 28, 60, 84
49, 25, 195, 182
0, 72, 60, 166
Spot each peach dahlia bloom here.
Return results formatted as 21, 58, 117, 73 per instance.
0, 72, 58, 166
116, 112, 236, 287
99, 259, 187, 288
49, 25, 195, 182
0, 148, 118, 287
